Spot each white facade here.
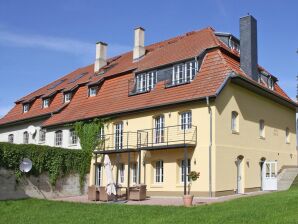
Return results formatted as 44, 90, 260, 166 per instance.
0, 120, 81, 150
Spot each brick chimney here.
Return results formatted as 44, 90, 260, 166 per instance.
133, 27, 145, 61
240, 15, 258, 81
94, 41, 107, 73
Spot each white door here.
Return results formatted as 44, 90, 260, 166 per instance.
237, 159, 244, 194
262, 161, 277, 191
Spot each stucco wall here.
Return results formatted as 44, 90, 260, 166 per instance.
0, 168, 89, 200
214, 82, 297, 193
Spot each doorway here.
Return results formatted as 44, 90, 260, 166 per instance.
262, 161, 277, 191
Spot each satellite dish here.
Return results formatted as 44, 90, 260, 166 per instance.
19, 158, 32, 173
28, 125, 36, 135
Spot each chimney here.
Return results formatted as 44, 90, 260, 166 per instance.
94, 41, 107, 73
133, 27, 145, 61
240, 15, 258, 81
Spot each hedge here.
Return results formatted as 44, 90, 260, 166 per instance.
0, 142, 90, 187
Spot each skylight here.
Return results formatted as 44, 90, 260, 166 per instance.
47, 79, 66, 90
68, 72, 88, 84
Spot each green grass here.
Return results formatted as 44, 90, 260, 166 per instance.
1, 186, 298, 224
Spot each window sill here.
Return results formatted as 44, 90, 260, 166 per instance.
150, 184, 164, 188
259, 136, 266, 140
232, 130, 240, 135
38, 141, 45, 144
69, 144, 78, 147
165, 80, 191, 89
129, 89, 151, 96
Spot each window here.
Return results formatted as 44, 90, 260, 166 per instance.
8, 134, 14, 143
64, 93, 72, 103
155, 160, 164, 183
172, 60, 197, 85
89, 86, 98, 97
69, 129, 78, 145
95, 164, 102, 186
286, 127, 290, 144
119, 163, 125, 183
114, 122, 123, 149
55, 130, 63, 146
98, 127, 105, 140
180, 111, 192, 130
259, 119, 265, 139
231, 111, 239, 133
43, 98, 50, 108
39, 129, 46, 143
23, 131, 29, 144
47, 79, 66, 90
154, 115, 165, 143
181, 159, 191, 183
131, 163, 138, 184
136, 71, 157, 93
23, 104, 30, 113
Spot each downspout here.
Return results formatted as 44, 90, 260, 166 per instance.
206, 96, 212, 197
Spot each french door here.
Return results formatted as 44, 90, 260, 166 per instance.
154, 115, 165, 143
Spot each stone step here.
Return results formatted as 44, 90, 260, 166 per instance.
277, 168, 298, 191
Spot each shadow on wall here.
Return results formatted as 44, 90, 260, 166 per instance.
0, 168, 89, 200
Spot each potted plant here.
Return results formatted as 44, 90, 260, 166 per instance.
183, 171, 200, 207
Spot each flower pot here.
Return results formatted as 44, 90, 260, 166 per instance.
183, 194, 194, 207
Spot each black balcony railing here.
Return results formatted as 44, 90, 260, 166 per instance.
137, 125, 197, 149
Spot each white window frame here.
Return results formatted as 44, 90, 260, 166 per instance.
55, 130, 63, 146
180, 159, 191, 184
172, 60, 197, 85
114, 122, 123, 150
95, 164, 102, 186
43, 98, 50, 108
39, 129, 46, 143
64, 93, 72, 103
286, 127, 290, 144
69, 129, 78, 145
23, 131, 29, 144
131, 163, 138, 184
119, 163, 125, 184
259, 119, 265, 139
155, 160, 164, 183
23, 104, 29, 113
231, 111, 239, 133
154, 115, 165, 144
8, 134, 14, 143
89, 86, 98, 97
136, 71, 157, 93
180, 111, 192, 130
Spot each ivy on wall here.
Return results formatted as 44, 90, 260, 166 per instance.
0, 142, 89, 187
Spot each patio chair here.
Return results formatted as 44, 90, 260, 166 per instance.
88, 185, 99, 201
99, 186, 117, 201
128, 184, 147, 201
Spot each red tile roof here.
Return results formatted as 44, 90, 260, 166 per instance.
0, 27, 295, 127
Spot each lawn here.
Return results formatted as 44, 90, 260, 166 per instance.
1, 181, 298, 224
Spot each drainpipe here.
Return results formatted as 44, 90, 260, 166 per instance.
206, 96, 212, 197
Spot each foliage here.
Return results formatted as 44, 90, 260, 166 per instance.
187, 170, 200, 195
0, 142, 89, 187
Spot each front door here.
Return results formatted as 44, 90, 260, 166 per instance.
237, 158, 244, 194
262, 161, 277, 191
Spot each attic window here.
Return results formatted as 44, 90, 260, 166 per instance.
43, 98, 50, 108
229, 40, 240, 52
68, 73, 87, 84
89, 86, 98, 97
23, 104, 30, 113
258, 72, 274, 90
136, 71, 157, 93
48, 79, 66, 90
64, 93, 72, 103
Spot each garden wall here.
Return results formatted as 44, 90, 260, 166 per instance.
0, 168, 89, 200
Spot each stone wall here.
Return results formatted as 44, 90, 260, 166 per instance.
0, 168, 89, 200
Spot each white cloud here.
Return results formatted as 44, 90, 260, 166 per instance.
0, 29, 131, 57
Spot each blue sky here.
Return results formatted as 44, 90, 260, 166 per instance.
0, 0, 297, 117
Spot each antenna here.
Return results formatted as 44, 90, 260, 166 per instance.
19, 158, 32, 173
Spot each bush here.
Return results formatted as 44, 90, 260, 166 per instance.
0, 142, 90, 188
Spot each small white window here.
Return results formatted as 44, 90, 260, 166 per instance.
95, 164, 102, 186
181, 159, 191, 183
155, 160, 164, 183
286, 127, 290, 144
131, 163, 138, 184
23, 131, 29, 144
23, 104, 30, 113
180, 111, 192, 130
64, 93, 72, 103
8, 134, 14, 143
114, 122, 123, 150
43, 98, 50, 108
98, 127, 105, 140
231, 111, 239, 133
119, 163, 125, 183
259, 119, 265, 138
55, 130, 63, 146
69, 129, 78, 145
39, 129, 46, 143
89, 87, 98, 97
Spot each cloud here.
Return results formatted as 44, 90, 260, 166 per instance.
0, 29, 131, 57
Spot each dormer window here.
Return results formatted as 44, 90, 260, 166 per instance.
136, 71, 157, 93
171, 60, 197, 86
89, 86, 98, 97
23, 104, 30, 113
43, 98, 50, 108
258, 72, 275, 90
64, 93, 72, 103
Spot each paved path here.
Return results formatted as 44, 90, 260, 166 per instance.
52, 191, 270, 206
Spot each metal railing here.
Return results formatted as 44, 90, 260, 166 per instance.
137, 125, 197, 149
98, 132, 139, 151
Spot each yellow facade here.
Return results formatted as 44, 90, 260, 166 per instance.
89, 82, 297, 196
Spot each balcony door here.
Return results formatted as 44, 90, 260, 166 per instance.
154, 115, 165, 144
114, 122, 123, 150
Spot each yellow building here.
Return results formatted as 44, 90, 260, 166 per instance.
0, 15, 296, 197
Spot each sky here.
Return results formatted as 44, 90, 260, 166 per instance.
0, 0, 297, 118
